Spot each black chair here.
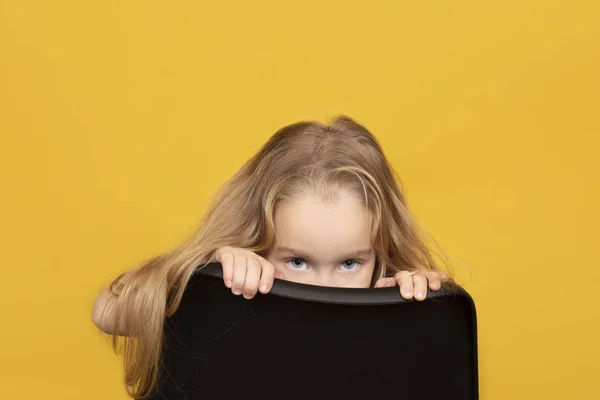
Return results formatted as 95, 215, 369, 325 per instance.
148, 263, 479, 400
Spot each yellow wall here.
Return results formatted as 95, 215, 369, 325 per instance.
1, 1, 598, 398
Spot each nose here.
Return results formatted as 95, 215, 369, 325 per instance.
311, 270, 336, 287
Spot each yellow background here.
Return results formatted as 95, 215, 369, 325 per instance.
1, 1, 598, 399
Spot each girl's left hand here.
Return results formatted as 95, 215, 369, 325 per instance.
374, 270, 449, 301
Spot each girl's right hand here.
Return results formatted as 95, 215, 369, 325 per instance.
212, 247, 285, 299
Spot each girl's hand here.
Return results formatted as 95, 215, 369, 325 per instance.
212, 247, 285, 299
374, 270, 449, 301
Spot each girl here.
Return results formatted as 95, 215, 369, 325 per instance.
92, 115, 453, 399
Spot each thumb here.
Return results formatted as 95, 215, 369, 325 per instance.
374, 277, 396, 288
274, 270, 286, 280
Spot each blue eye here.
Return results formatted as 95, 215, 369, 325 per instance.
286, 258, 308, 271
339, 260, 360, 272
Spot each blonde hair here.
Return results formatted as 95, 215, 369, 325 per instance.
103, 115, 455, 398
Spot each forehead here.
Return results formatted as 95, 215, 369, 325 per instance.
272, 192, 372, 258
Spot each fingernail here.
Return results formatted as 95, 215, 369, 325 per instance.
416, 291, 424, 297
260, 284, 268, 292
232, 288, 241, 295
225, 280, 232, 288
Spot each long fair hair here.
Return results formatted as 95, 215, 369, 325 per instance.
102, 115, 454, 398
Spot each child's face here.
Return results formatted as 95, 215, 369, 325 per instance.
266, 190, 376, 288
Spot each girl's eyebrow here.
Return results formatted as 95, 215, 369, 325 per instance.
274, 246, 372, 259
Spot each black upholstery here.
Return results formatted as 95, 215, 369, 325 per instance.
148, 263, 479, 399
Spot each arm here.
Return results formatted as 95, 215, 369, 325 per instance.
91, 288, 129, 336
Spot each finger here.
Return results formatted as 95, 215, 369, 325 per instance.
439, 271, 449, 281
395, 271, 414, 299
243, 258, 261, 299
428, 272, 442, 291
413, 274, 428, 301
231, 254, 247, 296
257, 257, 276, 294
219, 251, 234, 288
